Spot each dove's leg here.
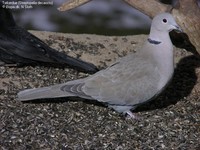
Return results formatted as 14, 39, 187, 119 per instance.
108, 105, 138, 119
125, 110, 139, 120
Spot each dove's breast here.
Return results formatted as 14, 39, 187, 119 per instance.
153, 41, 174, 92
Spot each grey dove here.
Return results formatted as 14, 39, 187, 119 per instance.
17, 13, 188, 118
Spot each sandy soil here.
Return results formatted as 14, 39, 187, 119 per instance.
0, 31, 199, 149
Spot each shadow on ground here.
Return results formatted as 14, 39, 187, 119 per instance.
23, 55, 200, 114
136, 55, 200, 112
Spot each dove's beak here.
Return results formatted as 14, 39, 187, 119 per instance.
173, 25, 183, 33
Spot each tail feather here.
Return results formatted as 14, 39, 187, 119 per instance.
17, 78, 90, 101
17, 83, 74, 101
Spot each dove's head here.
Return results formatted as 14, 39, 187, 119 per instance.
151, 13, 182, 33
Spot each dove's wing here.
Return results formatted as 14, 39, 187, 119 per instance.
61, 53, 162, 106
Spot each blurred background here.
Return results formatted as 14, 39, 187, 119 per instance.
9, 0, 189, 35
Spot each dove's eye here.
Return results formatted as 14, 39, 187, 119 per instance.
162, 19, 167, 23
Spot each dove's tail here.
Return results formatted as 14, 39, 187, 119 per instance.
17, 83, 73, 101
17, 79, 91, 101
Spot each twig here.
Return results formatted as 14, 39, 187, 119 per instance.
58, 0, 92, 11
123, 0, 168, 18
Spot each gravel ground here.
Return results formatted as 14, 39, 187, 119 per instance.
0, 31, 200, 149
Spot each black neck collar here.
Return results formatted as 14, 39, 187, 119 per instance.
148, 38, 161, 45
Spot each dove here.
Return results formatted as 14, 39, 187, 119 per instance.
17, 13, 193, 118
0, 2, 98, 74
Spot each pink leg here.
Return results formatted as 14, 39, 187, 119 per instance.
125, 110, 139, 120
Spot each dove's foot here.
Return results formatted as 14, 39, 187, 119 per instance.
125, 110, 139, 120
